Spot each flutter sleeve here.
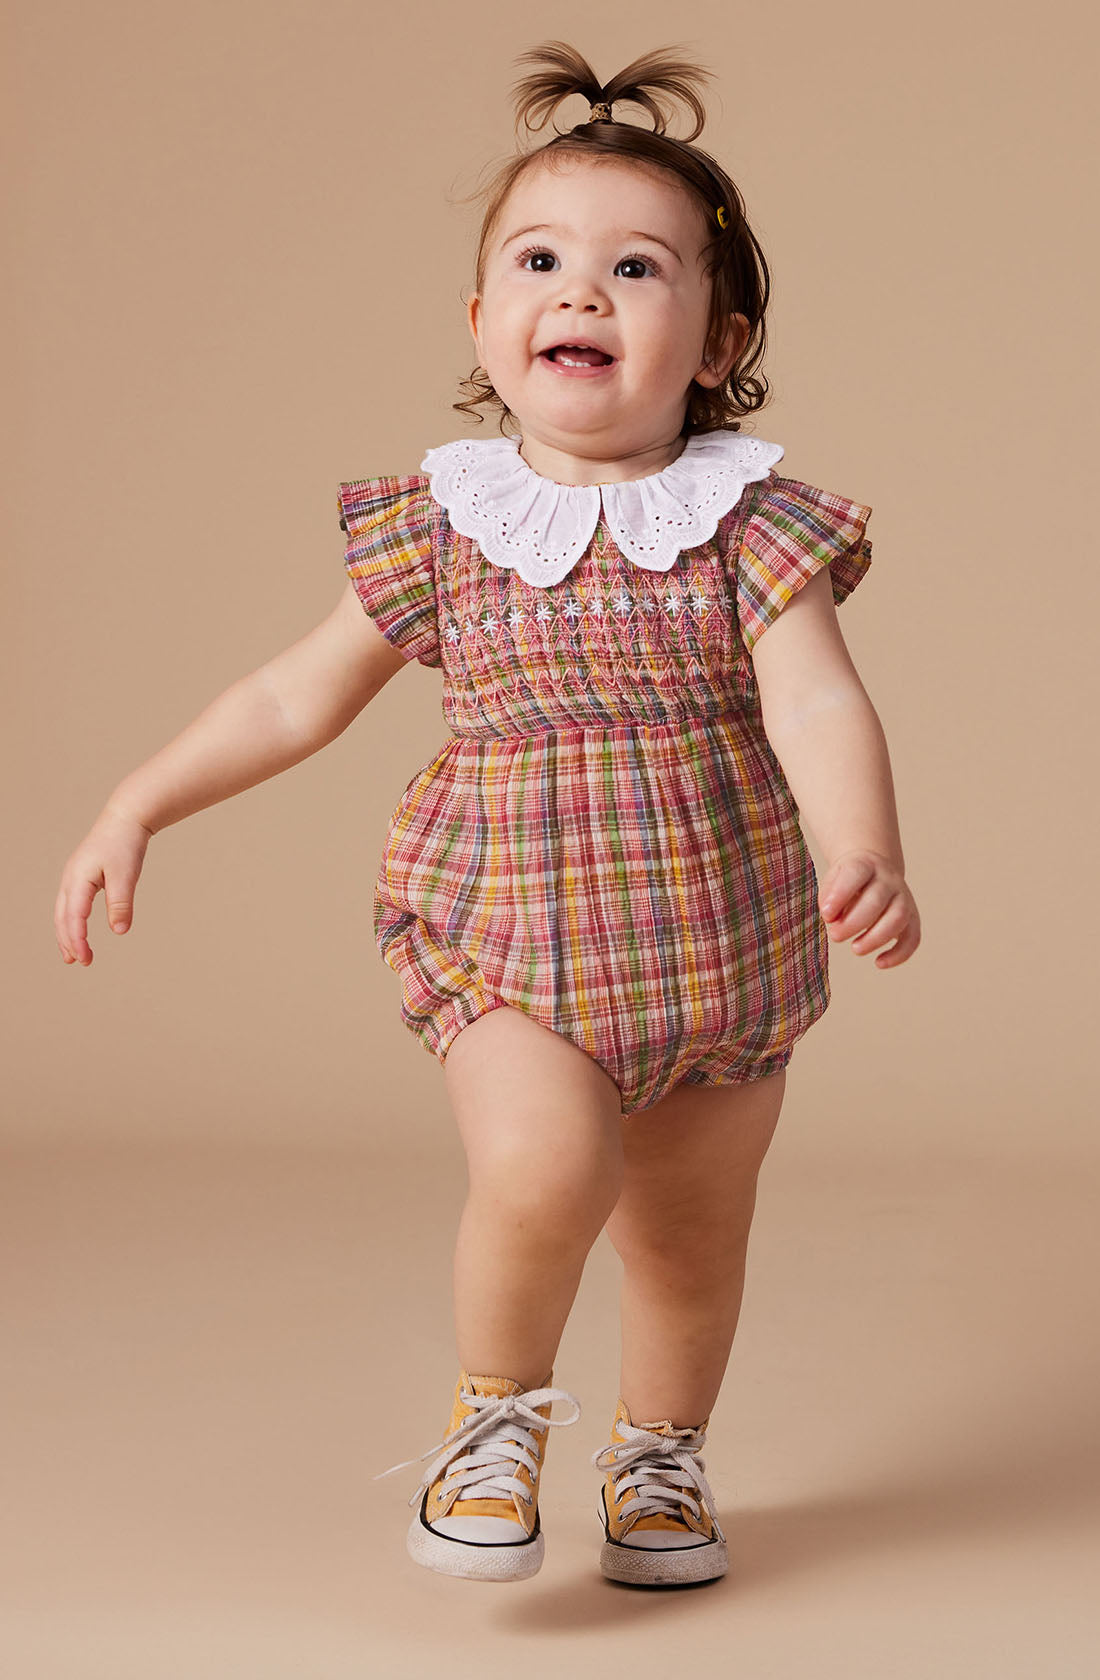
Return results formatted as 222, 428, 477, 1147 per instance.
735, 473, 873, 655
337, 474, 441, 668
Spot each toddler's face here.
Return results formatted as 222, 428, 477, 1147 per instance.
467, 157, 747, 472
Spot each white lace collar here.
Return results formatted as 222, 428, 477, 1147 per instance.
419, 430, 785, 588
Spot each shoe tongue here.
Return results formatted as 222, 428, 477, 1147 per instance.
615, 1402, 707, 1440
466, 1373, 523, 1398
465, 1369, 553, 1398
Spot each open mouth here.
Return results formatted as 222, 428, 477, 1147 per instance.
541, 344, 616, 367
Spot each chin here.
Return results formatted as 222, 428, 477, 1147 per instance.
533, 381, 622, 413
531, 407, 612, 432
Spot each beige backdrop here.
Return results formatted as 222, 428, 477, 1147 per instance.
6, 2, 1099, 1675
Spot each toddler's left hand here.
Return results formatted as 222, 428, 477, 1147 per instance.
818, 850, 920, 969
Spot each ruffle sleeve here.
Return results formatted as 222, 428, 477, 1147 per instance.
337, 474, 441, 669
735, 473, 873, 655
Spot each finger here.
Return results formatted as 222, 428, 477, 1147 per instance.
822, 889, 865, 924
852, 902, 909, 956
850, 898, 906, 953
874, 920, 921, 967
54, 889, 75, 963
104, 873, 134, 934
55, 892, 80, 965
821, 891, 854, 922
826, 883, 891, 939
820, 860, 876, 920
67, 878, 100, 965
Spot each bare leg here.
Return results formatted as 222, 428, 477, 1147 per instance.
442, 1006, 624, 1391
602, 1070, 786, 1427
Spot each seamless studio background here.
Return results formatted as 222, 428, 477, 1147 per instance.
4, 3, 1098, 1676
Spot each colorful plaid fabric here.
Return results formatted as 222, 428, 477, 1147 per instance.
337, 453, 872, 1118
737, 480, 874, 655
340, 483, 442, 669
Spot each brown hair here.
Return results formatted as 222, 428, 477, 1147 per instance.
452, 40, 772, 438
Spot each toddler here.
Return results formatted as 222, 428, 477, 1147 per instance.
54, 40, 920, 1588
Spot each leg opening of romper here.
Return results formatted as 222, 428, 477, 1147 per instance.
682, 1048, 794, 1088
436, 995, 514, 1065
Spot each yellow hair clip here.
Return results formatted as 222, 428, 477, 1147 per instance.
716, 204, 729, 229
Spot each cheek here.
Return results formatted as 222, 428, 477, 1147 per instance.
636, 321, 696, 372
482, 326, 530, 385
483, 301, 530, 359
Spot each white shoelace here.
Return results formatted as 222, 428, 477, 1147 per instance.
374, 1383, 583, 1511
591, 1421, 726, 1541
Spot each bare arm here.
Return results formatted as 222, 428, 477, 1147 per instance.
107, 581, 409, 834
55, 582, 409, 963
749, 569, 919, 967
750, 569, 904, 870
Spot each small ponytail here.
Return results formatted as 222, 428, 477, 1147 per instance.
508, 40, 710, 141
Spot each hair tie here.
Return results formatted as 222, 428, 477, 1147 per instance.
716, 205, 729, 229
588, 100, 613, 122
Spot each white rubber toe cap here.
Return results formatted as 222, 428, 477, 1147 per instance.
621, 1529, 711, 1550
428, 1513, 530, 1542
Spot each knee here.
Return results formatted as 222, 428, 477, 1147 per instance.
469, 1127, 624, 1240
605, 1189, 757, 1276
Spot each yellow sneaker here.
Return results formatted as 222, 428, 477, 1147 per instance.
593, 1397, 729, 1585
374, 1369, 582, 1582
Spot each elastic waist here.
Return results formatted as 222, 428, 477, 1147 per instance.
444, 712, 743, 744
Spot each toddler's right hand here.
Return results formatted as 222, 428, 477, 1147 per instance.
54, 805, 154, 967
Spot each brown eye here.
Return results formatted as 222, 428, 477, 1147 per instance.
516, 247, 557, 272
614, 255, 658, 278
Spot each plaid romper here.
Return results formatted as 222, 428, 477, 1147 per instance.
337, 430, 873, 1119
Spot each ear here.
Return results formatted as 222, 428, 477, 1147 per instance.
695, 312, 751, 389
467, 293, 483, 362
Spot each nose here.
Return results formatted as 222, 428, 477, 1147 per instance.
550, 268, 610, 315
552, 297, 608, 325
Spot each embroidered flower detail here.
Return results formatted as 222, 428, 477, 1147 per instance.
455, 578, 726, 642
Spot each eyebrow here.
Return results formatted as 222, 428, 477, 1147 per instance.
500, 223, 683, 265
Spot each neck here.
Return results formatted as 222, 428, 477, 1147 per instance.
516, 432, 689, 487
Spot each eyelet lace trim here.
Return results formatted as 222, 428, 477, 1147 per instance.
420, 431, 785, 588
592, 1419, 726, 1542
373, 1382, 582, 1511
